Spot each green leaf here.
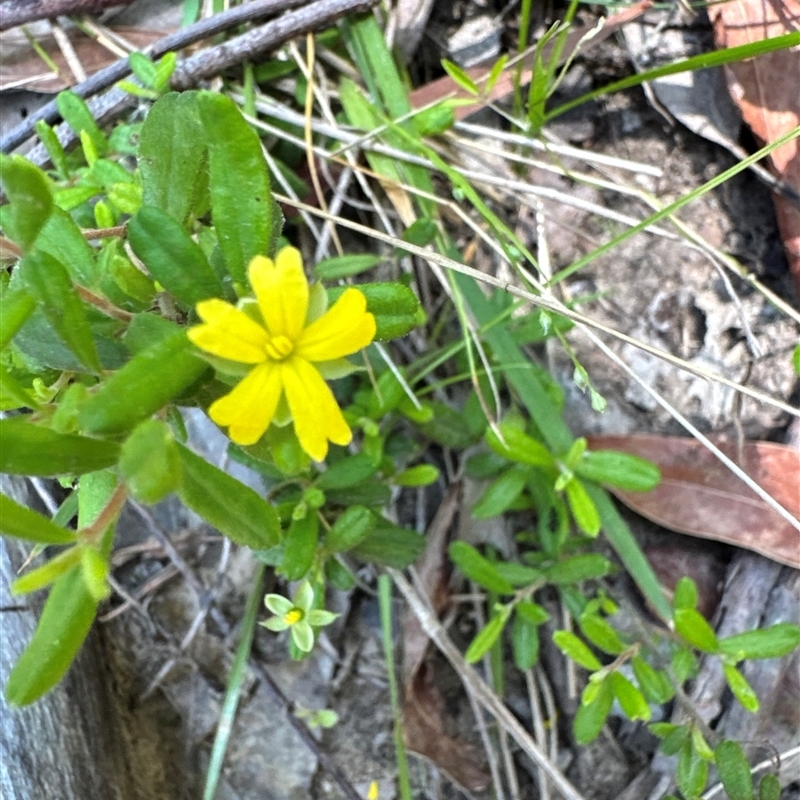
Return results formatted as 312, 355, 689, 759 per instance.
758, 774, 781, 800
609, 671, 651, 721
472, 465, 530, 519
793, 344, 800, 376
677, 739, 709, 800
11, 545, 84, 595
139, 91, 208, 225
282, 512, 318, 581
579, 613, 626, 655
0, 418, 120, 476
493, 563, 544, 588
631, 655, 674, 704
672, 647, 699, 683
417, 400, 481, 449
576, 450, 660, 492
19, 251, 100, 372
328, 282, 424, 341
56, 90, 107, 156
176, 444, 280, 550
574, 676, 613, 744
129, 51, 158, 87
119, 419, 182, 504
674, 576, 698, 610
512, 608, 540, 670
0, 494, 77, 544
0, 287, 37, 348
351, 521, 424, 568
719, 624, 800, 661
5, 563, 98, 705
36, 206, 99, 287
128, 206, 225, 307
723, 663, 759, 712
80, 547, 110, 601
449, 541, 515, 594
565, 477, 601, 537
515, 600, 550, 625
314, 454, 377, 490
465, 606, 510, 663
715, 740, 755, 800
35, 120, 69, 179
441, 59, 479, 95
314, 253, 380, 280
674, 608, 720, 653
485, 423, 555, 468
393, 464, 440, 487
325, 505, 375, 553
79, 332, 208, 435
691, 726, 715, 761
197, 91, 278, 284
0, 154, 54, 250
400, 218, 438, 250
546, 553, 613, 586
655, 723, 691, 756
552, 630, 602, 671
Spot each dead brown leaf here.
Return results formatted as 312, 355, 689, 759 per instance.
0, 26, 164, 92
710, 0, 800, 292
399, 483, 490, 794
586, 434, 800, 569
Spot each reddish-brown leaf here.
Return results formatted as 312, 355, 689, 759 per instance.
586, 434, 800, 569
710, 0, 800, 292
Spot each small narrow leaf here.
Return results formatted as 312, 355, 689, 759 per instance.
282, 513, 318, 581
674, 608, 720, 653
723, 663, 759, 712
0, 287, 37, 348
0, 494, 77, 544
609, 671, 651, 721
565, 477, 601, 537
325, 506, 375, 553
11, 546, 84, 595
512, 609, 540, 670
552, 630, 602, 671
441, 59, 479, 95
715, 740, 754, 800
485, 423, 555, 467
632, 655, 674, 704
351, 521, 424, 568
314, 453, 377, 490
5, 564, 98, 705
313, 253, 380, 280
119, 419, 182, 504
576, 449, 660, 492
574, 676, 613, 744
19, 251, 100, 372
579, 613, 626, 655
674, 576, 699, 610
394, 464, 440, 487
449, 541, 515, 595
56, 90, 107, 156
472, 465, 530, 519
758, 774, 781, 800
719, 624, 800, 661
0, 418, 120, 476
465, 607, 510, 663
677, 739, 709, 800
546, 554, 613, 585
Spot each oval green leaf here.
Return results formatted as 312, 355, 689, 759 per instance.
576, 450, 661, 492
472, 465, 530, 519
674, 608, 720, 654
573, 676, 613, 744
282, 512, 318, 581
552, 630, 602, 671
176, 444, 280, 550
0, 154, 53, 250
128, 206, 224, 307
119, 419, 182, 504
325, 505, 375, 553
485, 423, 555, 468
465, 607, 509, 663
719, 623, 800, 661
79, 332, 208, 435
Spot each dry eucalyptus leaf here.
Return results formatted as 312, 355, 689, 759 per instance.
710, 0, 800, 292
586, 434, 800, 569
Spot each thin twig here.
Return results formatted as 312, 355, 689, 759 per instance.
0, 0, 131, 31
0, 0, 309, 152
390, 567, 588, 800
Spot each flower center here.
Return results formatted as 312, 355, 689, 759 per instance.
284, 608, 303, 625
263, 335, 294, 361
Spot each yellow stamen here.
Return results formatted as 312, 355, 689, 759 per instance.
284, 608, 303, 625
264, 335, 294, 360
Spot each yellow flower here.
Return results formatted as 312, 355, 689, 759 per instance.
188, 246, 375, 461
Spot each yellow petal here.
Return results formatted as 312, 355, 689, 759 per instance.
280, 357, 352, 461
248, 248, 308, 341
295, 288, 376, 362
208, 362, 282, 445
189, 299, 269, 363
